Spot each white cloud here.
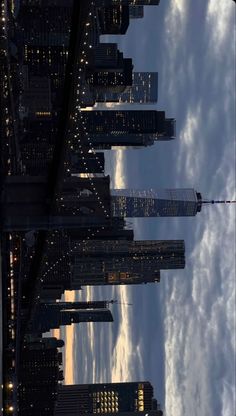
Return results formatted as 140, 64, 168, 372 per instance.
113, 149, 126, 188
111, 150, 141, 381
163, 0, 189, 99
206, 0, 235, 52
111, 287, 135, 381
177, 105, 203, 180
163, 168, 236, 415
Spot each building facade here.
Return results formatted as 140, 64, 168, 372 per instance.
29, 305, 114, 334
81, 110, 175, 148
95, 72, 158, 104
71, 240, 185, 287
18, 337, 64, 416
111, 188, 203, 217
54, 381, 163, 416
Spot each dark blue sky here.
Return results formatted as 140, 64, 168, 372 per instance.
65, 2, 235, 415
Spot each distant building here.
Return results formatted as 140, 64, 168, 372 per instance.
95, 72, 158, 104
18, 337, 64, 416
40, 218, 134, 300
111, 188, 202, 217
95, 0, 160, 6
81, 110, 175, 148
98, 5, 130, 34
129, 0, 160, 4
29, 303, 113, 334
69, 152, 105, 174
129, 5, 144, 18
86, 43, 133, 93
18, 0, 73, 109
71, 239, 185, 287
54, 381, 163, 416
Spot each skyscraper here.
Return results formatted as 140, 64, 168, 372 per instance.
95, 72, 158, 104
81, 110, 175, 148
54, 381, 163, 416
129, 5, 144, 18
19, 337, 64, 416
29, 304, 114, 334
111, 188, 202, 217
18, 0, 73, 107
97, 5, 130, 34
95, 0, 160, 6
86, 44, 133, 93
71, 240, 185, 287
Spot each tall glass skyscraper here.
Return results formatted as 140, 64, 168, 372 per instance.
111, 189, 202, 217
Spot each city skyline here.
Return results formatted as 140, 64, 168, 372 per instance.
75, 3, 235, 416
0, 1, 235, 416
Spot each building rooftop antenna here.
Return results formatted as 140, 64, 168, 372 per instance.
201, 199, 236, 205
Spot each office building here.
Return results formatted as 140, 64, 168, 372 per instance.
129, 5, 144, 18
95, 1, 160, 6
129, 0, 160, 4
95, 72, 158, 104
69, 152, 105, 174
18, 337, 64, 416
68, 217, 134, 241
111, 188, 202, 217
18, 0, 73, 108
86, 44, 133, 92
71, 240, 185, 287
98, 5, 130, 34
54, 381, 163, 416
81, 110, 175, 148
29, 305, 113, 334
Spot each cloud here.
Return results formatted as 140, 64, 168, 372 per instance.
206, 0, 235, 52
110, 151, 142, 382
162, 0, 189, 100
177, 105, 203, 180
163, 198, 235, 415
111, 287, 136, 381
113, 149, 126, 188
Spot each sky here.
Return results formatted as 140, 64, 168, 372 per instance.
61, 2, 235, 416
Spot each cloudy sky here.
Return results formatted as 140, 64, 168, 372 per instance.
62, 2, 235, 416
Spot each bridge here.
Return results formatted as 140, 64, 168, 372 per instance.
0, 1, 113, 413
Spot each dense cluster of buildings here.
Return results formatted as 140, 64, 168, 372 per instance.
2, 0, 219, 415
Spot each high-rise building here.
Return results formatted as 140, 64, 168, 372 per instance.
18, 0, 73, 108
98, 5, 130, 34
129, 5, 144, 18
95, 1, 160, 6
18, 337, 64, 416
81, 110, 175, 148
86, 44, 133, 93
71, 240, 185, 287
54, 381, 163, 416
111, 188, 202, 217
129, 0, 160, 4
95, 72, 158, 104
29, 304, 114, 334
69, 152, 105, 174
